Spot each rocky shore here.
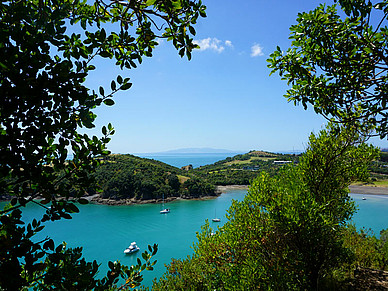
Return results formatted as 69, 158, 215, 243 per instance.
2, 185, 387, 205
89, 185, 253, 205
90, 188, 223, 206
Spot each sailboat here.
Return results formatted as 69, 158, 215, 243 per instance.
160, 193, 170, 214
212, 209, 220, 222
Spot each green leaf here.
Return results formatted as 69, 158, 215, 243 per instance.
100, 51, 111, 58
43, 239, 55, 251
78, 198, 89, 205
189, 26, 196, 36
103, 99, 115, 106
56, 244, 64, 253
100, 28, 106, 41
117, 75, 123, 84
111, 80, 116, 91
99, 86, 105, 96
121, 83, 132, 90
35, 225, 45, 232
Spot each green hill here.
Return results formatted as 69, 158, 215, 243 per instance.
192, 150, 300, 185
89, 154, 216, 202
87, 150, 388, 203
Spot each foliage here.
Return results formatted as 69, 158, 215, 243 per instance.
91, 154, 216, 200
151, 124, 379, 290
0, 0, 206, 289
268, 0, 388, 139
193, 151, 299, 185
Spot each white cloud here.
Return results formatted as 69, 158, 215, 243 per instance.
250, 43, 264, 57
193, 37, 225, 53
225, 40, 233, 48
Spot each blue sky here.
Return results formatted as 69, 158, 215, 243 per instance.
83, 0, 387, 154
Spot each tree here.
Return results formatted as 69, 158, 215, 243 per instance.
0, 0, 206, 289
267, 0, 388, 139
151, 124, 379, 290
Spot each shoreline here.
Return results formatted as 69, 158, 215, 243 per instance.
349, 185, 388, 195
90, 185, 388, 206
2, 185, 387, 206
89, 185, 248, 206
217, 185, 388, 196
90, 193, 222, 206
216, 185, 249, 192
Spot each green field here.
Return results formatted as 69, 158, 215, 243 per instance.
225, 156, 277, 166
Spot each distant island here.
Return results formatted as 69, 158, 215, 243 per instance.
140, 147, 244, 154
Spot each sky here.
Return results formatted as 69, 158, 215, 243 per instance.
82, 0, 388, 154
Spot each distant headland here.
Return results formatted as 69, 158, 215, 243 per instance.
136, 147, 242, 154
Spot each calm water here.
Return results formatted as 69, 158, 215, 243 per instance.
0, 189, 246, 287
1, 156, 388, 289
350, 193, 388, 234
136, 153, 241, 168
1, 190, 388, 287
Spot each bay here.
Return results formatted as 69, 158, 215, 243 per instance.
135, 153, 241, 168
350, 193, 388, 235
1, 190, 388, 288
0, 189, 246, 287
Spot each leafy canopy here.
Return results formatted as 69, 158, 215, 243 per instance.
152, 124, 379, 290
267, 0, 388, 138
0, 0, 206, 289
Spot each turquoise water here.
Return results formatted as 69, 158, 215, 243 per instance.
350, 193, 388, 234
136, 153, 241, 168
1, 190, 388, 288
0, 189, 246, 287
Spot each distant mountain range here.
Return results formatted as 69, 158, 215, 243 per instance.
153, 147, 243, 154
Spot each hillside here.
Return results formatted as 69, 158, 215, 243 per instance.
192, 150, 299, 185
89, 154, 217, 203
81, 150, 388, 204
189, 149, 388, 187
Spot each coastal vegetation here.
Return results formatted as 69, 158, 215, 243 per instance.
151, 0, 388, 289
150, 124, 381, 290
189, 149, 388, 187
80, 148, 388, 205
192, 150, 298, 185
90, 154, 216, 202
0, 0, 206, 289
2, 0, 388, 290
268, 0, 388, 140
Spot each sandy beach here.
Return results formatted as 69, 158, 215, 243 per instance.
217, 185, 388, 196
349, 185, 388, 195
216, 185, 249, 193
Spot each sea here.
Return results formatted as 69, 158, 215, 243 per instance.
1, 153, 388, 288
136, 152, 241, 168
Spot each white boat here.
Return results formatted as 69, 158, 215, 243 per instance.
212, 209, 221, 222
124, 242, 140, 254
160, 193, 170, 214
160, 208, 170, 214
362, 197, 366, 200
